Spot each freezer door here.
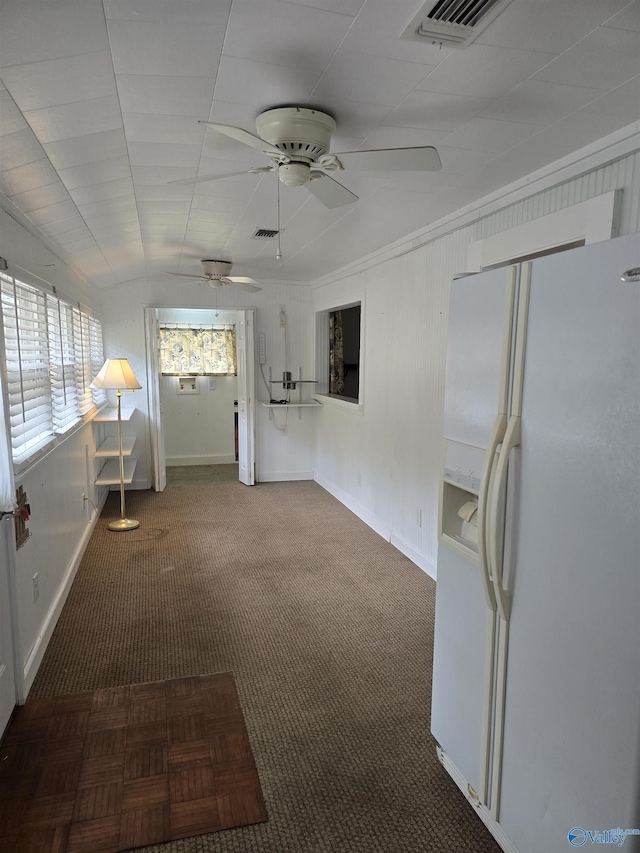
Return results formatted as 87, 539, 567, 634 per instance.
431, 544, 491, 796
444, 267, 517, 449
498, 234, 640, 852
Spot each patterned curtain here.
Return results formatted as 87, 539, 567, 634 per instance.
329, 310, 345, 395
159, 327, 237, 375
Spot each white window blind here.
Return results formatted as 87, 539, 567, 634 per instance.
0, 271, 105, 467
1, 273, 53, 463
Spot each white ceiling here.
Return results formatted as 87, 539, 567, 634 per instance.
0, 0, 638, 288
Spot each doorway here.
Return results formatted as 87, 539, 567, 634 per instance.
144, 307, 256, 491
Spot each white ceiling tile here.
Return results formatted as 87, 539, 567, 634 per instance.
41, 214, 89, 236
58, 155, 131, 190
481, 139, 575, 183
265, 0, 364, 14
437, 146, 495, 175
311, 51, 433, 107
122, 114, 206, 145
8, 181, 71, 212
69, 177, 135, 205
105, 0, 231, 25
443, 117, 541, 154
0, 128, 46, 171
0, 91, 29, 136
131, 165, 199, 185
192, 194, 251, 215
314, 98, 394, 141
358, 125, 449, 150
138, 214, 188, 227
475, 0, 630, 53
57, 236, 98, 254
0, 0, 110, 67
338, 0, 454, 66
533, 27, 640, 91
27, 200, 80, 226
24, 95, 123, 144
525, 110, 633, 149
581, 76, 640, 117
478, 80, 604, 125
76, 195, 137, 220
86, 216, 141, 238
602, 0, 640, 31
1, 52, 116, 112
418, 44, 557, 100
107, 20, 224, 77
53, 226, 93, 245
137, 200, 192, 216
214, 56, 322, 109
128, 142, 202, 168
116, 75, 215, 117
136, 185, 195, 202
43, 129, 127, 170
0, 158, 59, 195
223, 0, 354, 72
383, 91, 494, 132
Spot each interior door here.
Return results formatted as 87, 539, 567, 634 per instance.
236, 309, 255, 485
0, 518, 17, 737
144, 307, 166, 491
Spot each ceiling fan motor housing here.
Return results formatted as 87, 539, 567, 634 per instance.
201, 259, 232, 278
255, 107, 336, 162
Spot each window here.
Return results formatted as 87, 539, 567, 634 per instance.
315, 301, 362, 406
159, 325, 237, 376
0, 272, 105, 467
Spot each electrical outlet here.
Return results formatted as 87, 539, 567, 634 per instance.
32, 573, 39, 602
258, 332, 266, 364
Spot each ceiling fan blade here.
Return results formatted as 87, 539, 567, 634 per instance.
169, 166, 275, 186
228, 276, 258, 285
336, 146, 442, 172
199, 121, 282, 157
166, 272, 206, 279
305, 174, 359, 209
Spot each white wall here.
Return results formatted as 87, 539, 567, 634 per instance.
312, 143, 640, 579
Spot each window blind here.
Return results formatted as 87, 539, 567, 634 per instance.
89, 316, 106, 408
1, 273, 53, 463
46, 294, 80, 434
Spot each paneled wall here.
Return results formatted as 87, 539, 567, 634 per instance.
311, 149, 640, 578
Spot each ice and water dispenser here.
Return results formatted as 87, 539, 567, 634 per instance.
440, 441, 485, 560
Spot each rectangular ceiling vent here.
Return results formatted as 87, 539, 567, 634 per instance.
400, 0, 514, 48
251, 228, 279, 240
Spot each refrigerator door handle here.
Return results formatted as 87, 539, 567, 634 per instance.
477, 412, 506, 612
488, 415, 520, 621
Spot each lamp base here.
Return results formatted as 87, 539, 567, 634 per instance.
108, 517, 140, 532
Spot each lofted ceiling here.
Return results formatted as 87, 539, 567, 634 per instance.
0, 0, 638, 289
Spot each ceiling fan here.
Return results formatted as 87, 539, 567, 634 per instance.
167, 260, 261, 292
171, 106, 442, 209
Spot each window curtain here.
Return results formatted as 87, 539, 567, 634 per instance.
159, 326, 237, 376
329, 310, 345, 395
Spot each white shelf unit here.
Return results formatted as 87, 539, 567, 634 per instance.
93, 407, 138, 487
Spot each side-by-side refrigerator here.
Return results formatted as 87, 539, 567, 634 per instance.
431, 234, 640, 853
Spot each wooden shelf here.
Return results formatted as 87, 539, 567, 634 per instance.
95, 457, 137, 485
95, 436, 137, 458
94, 406, 135, 422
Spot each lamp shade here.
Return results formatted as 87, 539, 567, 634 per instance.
91, 358, 141, 391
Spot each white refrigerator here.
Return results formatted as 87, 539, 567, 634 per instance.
431, 234, 640, 853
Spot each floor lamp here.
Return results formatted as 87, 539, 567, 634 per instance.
92, 358, 142, 531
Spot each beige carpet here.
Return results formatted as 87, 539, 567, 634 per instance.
31, 481, 501, 853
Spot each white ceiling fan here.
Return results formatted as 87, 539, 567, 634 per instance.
171, 106, 442, 209
167, 259, 261, 292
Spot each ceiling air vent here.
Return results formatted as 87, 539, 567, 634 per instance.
251, 228, 279, 240
400, 0, 514, 48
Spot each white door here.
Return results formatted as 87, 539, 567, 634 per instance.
0, 518, 17, 737
444, 267, 517, 450
144, 307, 166, 492
236, 310, 256, 485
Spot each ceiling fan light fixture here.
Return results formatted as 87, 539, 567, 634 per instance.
278, 162, 310, 187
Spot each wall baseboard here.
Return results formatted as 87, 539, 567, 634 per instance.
166, 454, 237, 466
22, 488, 109, 699
258, 471, 314, 482
390, 532, 437, 580
314, 474, 392, 542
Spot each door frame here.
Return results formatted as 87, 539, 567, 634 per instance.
144, 306, 257, 490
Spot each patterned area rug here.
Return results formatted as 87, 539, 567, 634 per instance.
0, 673, 267, 852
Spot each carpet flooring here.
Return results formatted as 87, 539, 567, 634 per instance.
0, 674, 267, 852
28, 480, 502, 853
165, 465, 239, 486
